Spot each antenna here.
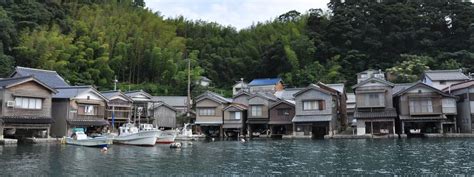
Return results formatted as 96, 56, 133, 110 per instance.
113, 75, 118, 91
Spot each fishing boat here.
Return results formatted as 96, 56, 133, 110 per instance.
113, 123, 159, 146
156, 130, 177, 144
65, 129, 109, 148
175, 123, 202, 141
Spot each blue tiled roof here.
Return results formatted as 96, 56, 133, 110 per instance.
248, 78, 281, 86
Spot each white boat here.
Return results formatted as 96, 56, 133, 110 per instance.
157, 130, 177, 144
175, 123, 203, 141
113, 123, 159, 146
65, 131, 109, 148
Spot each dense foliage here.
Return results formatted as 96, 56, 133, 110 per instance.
0, 0, 473, 96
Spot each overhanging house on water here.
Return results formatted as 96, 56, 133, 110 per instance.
150, 102, 177, 129
125, 90, 155, 124
247, 92, 278, 137
152, 96, 191, 117
269, 99, 295, 137
292, 84, 340, 138
222, 91, 251, 137
101, 90, 133, 129
195, 91, 231, 137
0, 76, 57, 140
443, 80, 474, 133
51, 86, 109, 137
352, 77, 397, 136
394, 82, 457, 135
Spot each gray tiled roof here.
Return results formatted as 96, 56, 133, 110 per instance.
253, 92, 279, 101
12, 66, 69, 88
424, 69, 469, 81
443, 80, 474, 92
0, 76, 56, 93
101, 90, 133, 102
124, 90, 152, 99
53, 86, 93, 99
274, 88, 304, 100
196, 91, 232, 104
152, 96, 188, 107
292, 115, 332, 122
354, 108, 397, 118
392, 83, 415, 96
326, 83, 345, 93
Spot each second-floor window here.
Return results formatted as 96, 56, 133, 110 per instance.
303, 100, 325, 110
251, 105, 263, 116
358, 93, 385, 107
230, 111, 241, 120
277, 108, 291, 116
79, 104, 98, 115
15, 97, 42, 109
199, 108, 215, 116
409, 98, 433, 113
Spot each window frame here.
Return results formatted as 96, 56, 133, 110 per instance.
250, 105, 263, 117
14, 97, 43, 110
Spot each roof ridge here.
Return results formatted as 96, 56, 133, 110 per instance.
425, 69, 463, 73
55, 85, 92, 89
17, 66, 58, 73
0, 75, 32, 82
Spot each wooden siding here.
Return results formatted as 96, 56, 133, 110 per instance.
269, 102, 295, 124
2, 81, 53, 117
233, 95, 249, 106
295, 89, 333, 116
355, 85, 393, 109
51, 99, 69, 137
248, 96, 273, 119
196, 98, 225, 123
153, 106, 177, 128
397, 93, 443, 116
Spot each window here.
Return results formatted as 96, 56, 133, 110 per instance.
303, 100, 325, 110
360, 93, 384, 107
251, 105, 263, 116
14, 97, 42, 109
78, 104, 97, 115
277, 108, 291, 116
230, 111, 241, 120
409, 98, 433, 113
84, 105, 95, 115
198, 108, 215, 116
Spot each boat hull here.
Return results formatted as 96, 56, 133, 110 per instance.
157, 131, 177, 144
113, 131, 159, 146
66, 137, 109, 148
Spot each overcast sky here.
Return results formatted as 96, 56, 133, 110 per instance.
145, 0, 330, 30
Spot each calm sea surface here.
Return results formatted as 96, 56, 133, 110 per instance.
0, 138, 474, 176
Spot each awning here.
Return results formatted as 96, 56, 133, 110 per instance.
67, 119, 109, 126
246, 119, 268, 124
223, 123, 242, 129
292, 115, 332, 123
399, 115, 446, 121
1, 116, 54, 124
354, 108, 397, 119
268, 120, 292, 125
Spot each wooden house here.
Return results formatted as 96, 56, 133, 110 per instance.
152, 96, 190, 116
50, 86, 109, 137
292, 84, 339, 138
247, 92, 278, 137
248, 78, 284, 94
232, 80, 249, 96
195, 91, 232, 137
357, 69, 386, 84
223, 91, 251, 137
151, 102, 177, 129
443, 80, 474, 133
125, 90, 155, 124
394, 82, 457, 135
422, 69, 469, 90
268, 100, 295, 136
0, 76, 57, 139
352, 77, 397, 136
101, 90, 133, 130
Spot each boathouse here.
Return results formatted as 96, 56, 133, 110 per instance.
223, 91, 251, 137
247, 92, 278, 137
0, 76, 57, 140
151, 102, 177, 129
442, 80, 474, 133
292, 84, 339, 138
195, 91, 231, 137
125, 90, 155, 124
269, 99, 295, 137
101, 90, 133, 130
394, 82, 457, 135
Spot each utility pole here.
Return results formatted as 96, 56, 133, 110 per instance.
113, 76, 118, 91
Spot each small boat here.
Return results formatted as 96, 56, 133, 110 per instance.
113, 123, 159, 146
175, 123, 202, 141
65, 130, 109, 148
157, 130, 177, 144
409, 129, 421, 134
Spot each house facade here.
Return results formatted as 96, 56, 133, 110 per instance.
152, 96, 190, 116
195, 91, 231, 137
222, 91, 250, 137
357, 69, 386, 83
269, 100, 295, 136
248, 78, 284, 94
292, 84, 339, 138
101, 90, 133, 130
247, 92, 278, 137
125, 90, 155, 124
422, 69, 469, 90
0, 76, 56, 140
352, 77, 397, 136
151, 102, 177, 129
51, 86, 109, 137
394, 82, 457, 135
232, 80, 249, 96
443, 80, 474, 133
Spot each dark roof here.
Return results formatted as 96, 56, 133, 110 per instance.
152, 102, 177, 112
101, 90, 133, 102
392, 83, 415, 96
248, 78, 282, 86
294, 84, 334, 97
152, 96, 188, 107
354, 108, 397, 118
352, 77, 395, 89
196, 91, 232, 104
54, 86, 108, 101
274, 88, 304, 100
224, 103, 248, 111
233, 90, 252, 98
269, 99, 295, 109
424, 69, 469, 81
12, 66, 69, 88
1, 116, 54, 124
292, 115, 332, 122
67, 119, 109, 126
393, 82, 455, 97
125, 90, 152, 100
443, 80, 474, 92
250, 92, 279, 101
0, 76, 57, 93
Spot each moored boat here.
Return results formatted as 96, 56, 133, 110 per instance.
65, 130, 109, 148
175, 123, 202, 141
113, 123, 159, 146
157, 130, 177, 144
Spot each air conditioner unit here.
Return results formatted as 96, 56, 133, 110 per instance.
7, 101, 15, 108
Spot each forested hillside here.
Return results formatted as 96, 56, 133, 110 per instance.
0, 0, 473, 96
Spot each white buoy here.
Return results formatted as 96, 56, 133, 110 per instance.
170, 142, 182, 148
211, 138, 215, 141
241, 138, 246, 143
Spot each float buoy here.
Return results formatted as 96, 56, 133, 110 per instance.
170, 142, 182, 148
